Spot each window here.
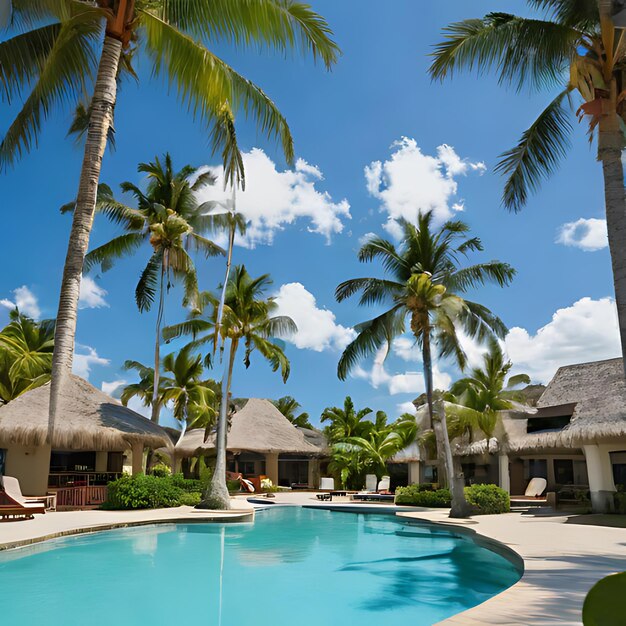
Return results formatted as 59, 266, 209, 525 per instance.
554, 459, 574, 485
239, 461, 256, 476
0, 448, 5, 475
423, 464, 438, 484
527, 459, 548, 480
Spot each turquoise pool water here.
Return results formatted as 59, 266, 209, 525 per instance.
0, 507, 520, 625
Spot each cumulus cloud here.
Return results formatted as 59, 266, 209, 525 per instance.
353, 345, 452, 395
79, 276, 109, 309
101, 379, 126, 397
397, 401, 417, 416
73, 345, 109, 379
505, 297, 620, 382
0, 285, 41, 319
557, 218, 608, 251
274, 283, 355, 352
364, 138, 486, 231
194, 148, 350, 247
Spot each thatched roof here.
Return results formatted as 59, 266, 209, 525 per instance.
175, 398, 321, 457
505, 358, 626, 452
0, 375, 171, 450
297, 427, 329, 453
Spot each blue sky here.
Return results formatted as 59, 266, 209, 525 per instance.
0, 1, 621, 428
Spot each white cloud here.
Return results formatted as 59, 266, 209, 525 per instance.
397, 401, 417, 416
126, 396, 151, 419
557, 218, 608, 251
393, 337, 421, 362
353, 345, 452, 395
505, 297, 620, 382
0, 285, 41, 319
73, 345, 109, 379
364, 138, 486, 230
101, 379, 126, 397
79, 276, 109, 309
274, 283, 355, 352
194, 148, 351, 247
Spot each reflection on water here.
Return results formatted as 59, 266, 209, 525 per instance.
0, 508, 521, 626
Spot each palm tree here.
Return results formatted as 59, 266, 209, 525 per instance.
163, 265, 297, 509
336, 212, 515, 518
1, 0, 339, 436
273, 395, 312, 429
430, 0, 626, 374
77, 154, 224, 423
0, 310, 55, 404
446, 341, 531, 445
320, 396, 377, 443
119, 359, 172, 416
160, 346, 217, 444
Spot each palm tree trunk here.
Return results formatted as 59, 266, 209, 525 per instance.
596, 71, 626, 376
200, 338, 238, 510
421, 328, 470, 518
48, 36, 122, 440
150, 255, 167, 424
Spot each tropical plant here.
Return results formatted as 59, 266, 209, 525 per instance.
429, 0, 626, 373
120, 359, 171, 415
446, 340, 531, 443
0, 310, 55, 404
1, 0, 339, 437
163, 265, 297, 509
74, 153, 224, 423
336, 212, 515, 517
320, 396, 376, 443
273, 395, 313, 429
160, 345, 217, 443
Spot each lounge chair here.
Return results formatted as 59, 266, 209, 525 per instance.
510, 477, 552, 508
377, 476, 391, 493
0, 488, 44, 521
316, 477, 335, 501
2, 476, 55, 510
364, 474, 377, 492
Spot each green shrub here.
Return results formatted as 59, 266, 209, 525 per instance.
395, 485, 451, 507
150, 463, 171, 478
614, 490, 626, 514
227, 479, 242, 493
102, 474, 183, 510
170, 473, 203, 493
582, 572, 626, 625
464, 484, 510, 515
179, 491, 202, 506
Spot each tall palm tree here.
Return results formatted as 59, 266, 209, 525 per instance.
430, 0, 626, 374
120, 359, 172, 417
447, 341, 531, 443
163, 265, 296, 509
320, 396, 376, 443
76, 154, 224, 423
273, 395, 312, 429
161, 346, 216, 444
336, 212, 515, 518
0, 310, 55, 404
1, 0, 339, 436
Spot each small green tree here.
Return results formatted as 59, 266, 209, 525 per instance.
273, 396, 313, 429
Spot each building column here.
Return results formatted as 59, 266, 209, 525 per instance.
584, 444, 616, 513
498, 454, 510, 493
131, 442, 144, 476
171, 455, 181, 475
265, 453, 279, 485
408, 461, 421, 485
308, 458, 320, 488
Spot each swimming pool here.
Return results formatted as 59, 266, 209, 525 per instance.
0, 507, 521, 625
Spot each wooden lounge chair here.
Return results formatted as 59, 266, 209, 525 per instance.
0, 490, 45, 520
510, 477, 552, 508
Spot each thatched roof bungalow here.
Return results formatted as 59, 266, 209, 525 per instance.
0, 375, 171, 500
174, 398, 323, 488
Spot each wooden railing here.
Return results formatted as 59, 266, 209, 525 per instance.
55, 486, 108, 509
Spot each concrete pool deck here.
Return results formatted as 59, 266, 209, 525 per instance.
0, 492, 623, 625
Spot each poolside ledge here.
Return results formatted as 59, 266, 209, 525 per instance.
0, 503, 254, 552
396, 509, 626, 625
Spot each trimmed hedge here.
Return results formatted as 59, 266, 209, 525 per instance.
102, 474, 184, 510
464, 484, 510, 515
395, 485, 451, 507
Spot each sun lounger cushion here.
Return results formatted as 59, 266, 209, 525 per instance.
524, 477, 547, 497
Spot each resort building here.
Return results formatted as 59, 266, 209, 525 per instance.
173, 398, 323, 489
0, 375, 171, 507
449, 358, 626, 513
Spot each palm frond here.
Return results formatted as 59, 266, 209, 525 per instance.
496, 88, 573, 211
135, 250, 163, 313
445, 261, 516, 292
160, 0, 340, 69
140, 9, 295, 164
429, 13, 579, 91
84, 232, 145, 273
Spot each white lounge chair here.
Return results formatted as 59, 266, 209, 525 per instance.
377, 476, 391, 492
2, 476, 54, 511
524, 477, 547, 497
319, 477, 334, 490
364, 474, 377, 492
